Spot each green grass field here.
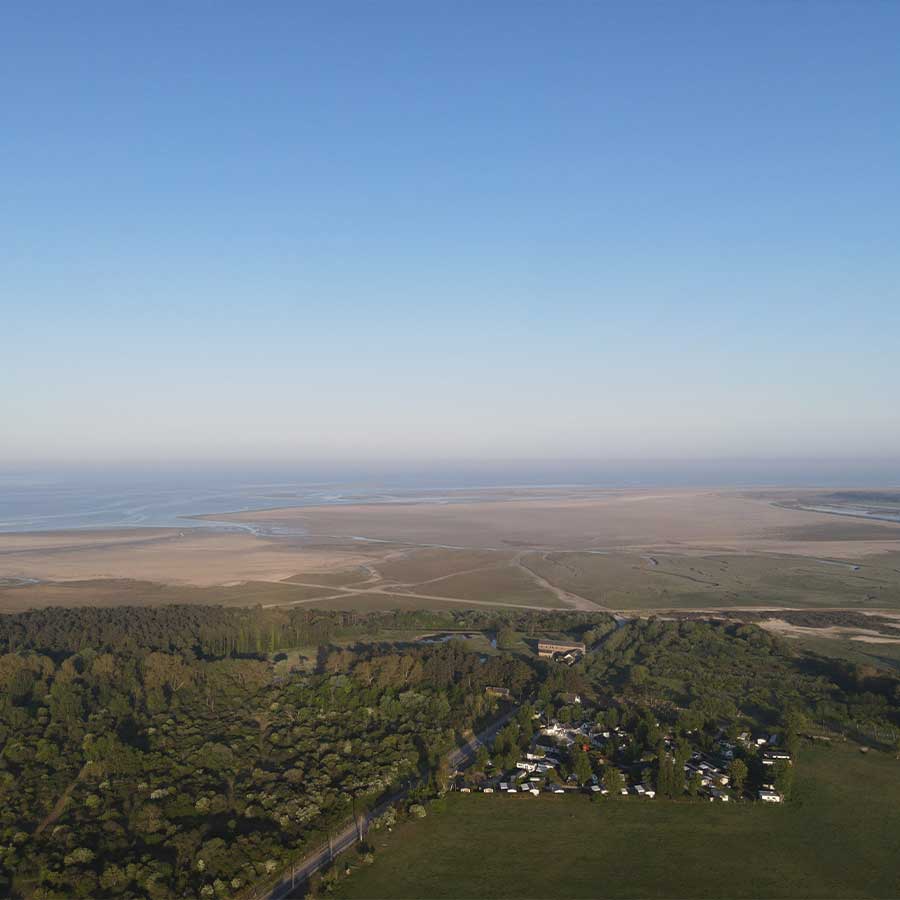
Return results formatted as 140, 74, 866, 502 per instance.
0, 577, 338, 612
418, 565, 564, 607
336, 743, 900, 899
522, 551, 900, 610
373, 548, 512, 584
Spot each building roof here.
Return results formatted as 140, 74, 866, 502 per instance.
538, 638, 587, 651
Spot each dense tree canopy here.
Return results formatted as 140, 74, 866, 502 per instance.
0, 606, 897, 898
0, 610, 540, 899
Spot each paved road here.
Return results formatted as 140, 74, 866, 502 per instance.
261, 706, 519, 900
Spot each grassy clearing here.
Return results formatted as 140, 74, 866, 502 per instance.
336, 743, 900, 899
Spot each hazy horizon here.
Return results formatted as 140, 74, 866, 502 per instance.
4, 457, 899, 487
3, 7, 900, 894
4, 2, 899, 464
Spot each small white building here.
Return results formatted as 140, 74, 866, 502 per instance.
758, 790, 783, 803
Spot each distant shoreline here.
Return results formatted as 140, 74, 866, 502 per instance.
2, 488, 900, 616
3, 476, 898, 535
4, 484, 900, 538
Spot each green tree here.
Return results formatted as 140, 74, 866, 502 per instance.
629, 665, 650, 688
433, 758, 451, 794
497, 628, 516, 650
655, 747, 666, 794
728, 758, 748, 795
602, 767, 625, 796
672, 742, 690, 795
773, 760, 794, 800
687, 771, 703, 797
573, 748, 593, 785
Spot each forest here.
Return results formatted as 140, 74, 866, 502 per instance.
0, 605, 611, 658
0, 606, 540, 898
0, 606, 898, 899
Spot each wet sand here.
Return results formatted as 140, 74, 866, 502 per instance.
3, 489, 900, 600
204, 489, 900, 556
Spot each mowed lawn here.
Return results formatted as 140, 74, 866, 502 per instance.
336, 744, 900, 899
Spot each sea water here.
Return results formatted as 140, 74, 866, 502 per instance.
0, 460, 896, 533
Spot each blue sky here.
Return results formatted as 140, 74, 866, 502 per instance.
3, 1, 899, 464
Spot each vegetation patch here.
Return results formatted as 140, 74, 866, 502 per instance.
373, 549, 512, 585
523, 551, 900, 610
417, 566, 565, 608
336, 744, 900, 899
